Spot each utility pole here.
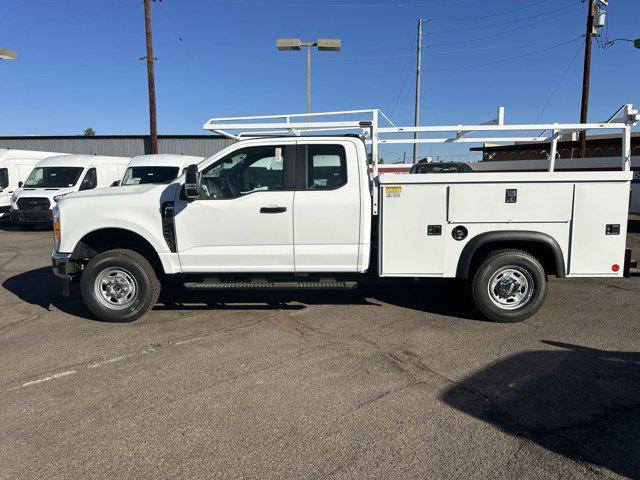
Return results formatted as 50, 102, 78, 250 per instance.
579, 0, 595, 158
143, 0, 158, 154
413, 19, 427, 163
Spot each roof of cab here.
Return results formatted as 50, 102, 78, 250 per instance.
126, 154, 204, 169
34, 154, 131, 168
0, 149, 64, 164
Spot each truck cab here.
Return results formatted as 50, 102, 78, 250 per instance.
0, 149, 64, 220
11, 154, 130, 227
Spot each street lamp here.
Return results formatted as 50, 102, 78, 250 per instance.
634, 39, 640, 49
276, 38, 341, 116
0, 49, 17, 60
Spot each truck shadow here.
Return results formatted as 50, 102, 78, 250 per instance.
441, 341, 640, 478
2, 267, 481, 322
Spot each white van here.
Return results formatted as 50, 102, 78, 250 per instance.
0, 149, 66, 220
10, 154, 130, 227
119, 154, 204, 186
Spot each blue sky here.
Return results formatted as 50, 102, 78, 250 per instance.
1, 0, 638, 161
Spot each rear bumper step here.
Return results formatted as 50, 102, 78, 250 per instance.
184, 280, 358, 290
624, 249, 637, 278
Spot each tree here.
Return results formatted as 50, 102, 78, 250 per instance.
83, 127, 96, 136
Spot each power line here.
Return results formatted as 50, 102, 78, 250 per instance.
207, 0, 477, 6
430, 5, 585, 47
429, 3, 583, 34
429, 0, 558, 21
425, 36, 583, 72
534, 38, 585, 123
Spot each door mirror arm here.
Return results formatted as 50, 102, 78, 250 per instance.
184, 164, 201, 199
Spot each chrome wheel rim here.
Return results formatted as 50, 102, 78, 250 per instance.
488, 266, 534, 310
94, 267, 138, 310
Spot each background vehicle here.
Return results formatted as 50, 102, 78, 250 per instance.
410, 162, 473, 174
52, 106, 638, 323
11, 154, 130, 227
118, 154, 204, 186
0, 149, 65, 220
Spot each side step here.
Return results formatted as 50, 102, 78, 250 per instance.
184, 280, 358, 291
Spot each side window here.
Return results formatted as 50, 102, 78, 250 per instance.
307, 145, 347, 190
80, 168, 97, 191
0, 168, 8, 189
199, 146, 284, 199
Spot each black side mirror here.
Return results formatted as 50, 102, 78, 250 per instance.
80, 180, 93, 191
184, 164, 201, 199
18, 181, 23, 188
111, 180, 120, 187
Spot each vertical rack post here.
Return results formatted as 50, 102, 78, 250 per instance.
548, 128, 559, 172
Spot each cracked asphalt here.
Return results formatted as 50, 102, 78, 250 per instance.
1, 219, 639, 479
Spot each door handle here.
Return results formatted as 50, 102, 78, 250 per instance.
260, 206, 287, 214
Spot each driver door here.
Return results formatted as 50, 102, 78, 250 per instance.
174, 144, 295, 272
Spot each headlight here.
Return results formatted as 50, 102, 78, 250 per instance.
53, 193, 68, 203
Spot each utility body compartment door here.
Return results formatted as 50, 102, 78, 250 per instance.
379, 183, 447, 276
569, 182, 629, 276
448, 183, 573, 223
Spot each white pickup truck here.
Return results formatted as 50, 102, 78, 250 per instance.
51, 106, 639, 323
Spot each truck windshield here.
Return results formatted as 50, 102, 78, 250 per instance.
121, 166, 180, 185
0, 168, 8, 189
24, 167, 84, 188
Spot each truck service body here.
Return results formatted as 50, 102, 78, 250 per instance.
0, 149, 64, 219
51, 106, 639, 323
11, 154, 131, 226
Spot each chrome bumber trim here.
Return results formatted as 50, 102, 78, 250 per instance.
51, 251, 73, 279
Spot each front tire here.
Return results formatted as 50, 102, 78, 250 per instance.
471, 249, 547, 323
80, 249, 160, 322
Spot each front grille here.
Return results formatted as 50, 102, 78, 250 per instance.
17, 197, 50, 212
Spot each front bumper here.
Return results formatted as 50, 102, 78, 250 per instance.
52, 251, 79, 296
11, 208, 53, 225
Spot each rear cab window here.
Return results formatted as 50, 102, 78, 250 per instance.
306, 145, 347, 190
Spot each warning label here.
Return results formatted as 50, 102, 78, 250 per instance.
385, 186, 402, 197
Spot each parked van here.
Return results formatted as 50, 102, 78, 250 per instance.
119, 154, 204, 186
10, 154, 130, 227
0, 149, 65, 220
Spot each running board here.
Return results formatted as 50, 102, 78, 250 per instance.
184, 280, 358, 291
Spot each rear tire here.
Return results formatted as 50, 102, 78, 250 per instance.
471, 249, 547, 323
80, 249, 160, 322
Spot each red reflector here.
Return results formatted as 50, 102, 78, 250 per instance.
612, 264, 620, 272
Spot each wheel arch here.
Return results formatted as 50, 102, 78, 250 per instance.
456, 231, 566, 279
72, 227, 164, 276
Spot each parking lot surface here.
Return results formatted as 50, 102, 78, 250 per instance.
1, 220, 639, 479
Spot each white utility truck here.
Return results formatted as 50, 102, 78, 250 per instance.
11, 154, 130, 228
51, 106, 639, 323
118, 154, 204, 186
0, 149, 65, 220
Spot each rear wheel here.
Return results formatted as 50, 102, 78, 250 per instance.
80, 249, 160, 322
471, 249, 547, 323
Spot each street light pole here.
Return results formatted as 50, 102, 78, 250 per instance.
276, 38, 341, 117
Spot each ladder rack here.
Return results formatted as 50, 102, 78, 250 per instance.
203, 104, 639, 175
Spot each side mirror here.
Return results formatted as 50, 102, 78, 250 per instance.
184, 164, 201, 199
18, 181, 23, 188
80, 180, 93, 191
111, 180, 120, 187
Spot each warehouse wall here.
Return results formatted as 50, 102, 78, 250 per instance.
0, 136, 235, 158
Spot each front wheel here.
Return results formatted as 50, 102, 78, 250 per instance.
471, 249, 547, 323
80, 249, 160, 322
